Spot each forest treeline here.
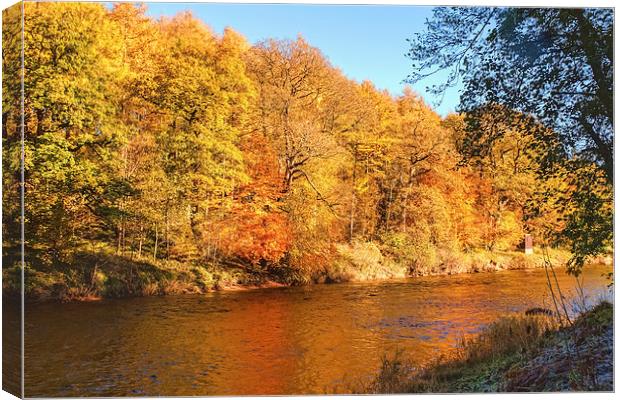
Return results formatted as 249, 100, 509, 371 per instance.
2, 3, 612, 298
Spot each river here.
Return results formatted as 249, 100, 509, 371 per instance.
21, 264, 612, 396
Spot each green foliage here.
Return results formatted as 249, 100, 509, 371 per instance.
561, 166, 613, 274
575, 301, 613, 332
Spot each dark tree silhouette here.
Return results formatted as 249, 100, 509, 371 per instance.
407, 7, 613, 182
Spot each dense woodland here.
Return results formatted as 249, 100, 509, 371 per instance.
2, 3, 613, 298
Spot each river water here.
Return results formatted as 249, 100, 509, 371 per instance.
22, 265, 612, 396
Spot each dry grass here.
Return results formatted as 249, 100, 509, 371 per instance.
327, 241, 408, 283
364, 301, 613, 394
457, 314, 559, 364
364, 313, 560, 393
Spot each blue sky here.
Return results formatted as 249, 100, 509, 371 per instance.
143, 2, 462, 116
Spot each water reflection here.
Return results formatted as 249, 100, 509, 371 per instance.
24, 265, 612, 396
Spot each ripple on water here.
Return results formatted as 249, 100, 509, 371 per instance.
22, 265, 612, 396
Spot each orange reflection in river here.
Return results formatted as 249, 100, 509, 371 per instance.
23, 265, 612, 396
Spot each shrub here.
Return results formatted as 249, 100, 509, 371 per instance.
381, 231, 437, 275
328, 241, 407, 282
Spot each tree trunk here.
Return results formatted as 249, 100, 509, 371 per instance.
153, 224, 159, 259
117, 223, 122, 255
138, 224, 143, 259
165, 211, 170, 260
349, 150, 358, 242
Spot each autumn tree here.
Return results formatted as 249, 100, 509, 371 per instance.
245, 37, 353, 274
407, 7, 614, 273
208, 132, 292, 269
3, 2, 128, 267
2, 3, 23, 267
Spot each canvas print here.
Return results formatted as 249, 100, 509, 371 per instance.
1, 1, 614, 397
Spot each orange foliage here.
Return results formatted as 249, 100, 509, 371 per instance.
215, 210, 292, 266
239, 132, 283, 200
209, 132, 292, 267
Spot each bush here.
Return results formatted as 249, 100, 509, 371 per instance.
381, 231, 438, 275
327, 241, 407, 283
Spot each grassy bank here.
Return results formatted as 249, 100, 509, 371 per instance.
2, 250, 296, 302
365, 301, 613, 393
328, 241, 574, 283
2, 242, 599, 302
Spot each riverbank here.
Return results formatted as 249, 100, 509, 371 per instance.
366, 301, 613, 393
2, 245, 606, 302
3, 252, 290, 302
